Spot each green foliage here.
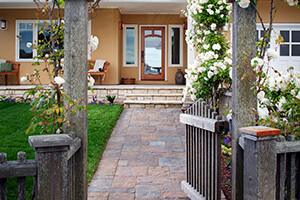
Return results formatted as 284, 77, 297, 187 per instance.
184, 0, 232, 104
106, 95, 116, 104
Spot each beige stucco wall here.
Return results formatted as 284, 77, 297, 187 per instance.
120, 14, 187, 84
90, 9, 122, 85
0, 9, 50, 85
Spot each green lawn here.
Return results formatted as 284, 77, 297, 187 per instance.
0, 102, 123, 199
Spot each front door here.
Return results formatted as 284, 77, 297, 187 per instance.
141, 27, 165, 80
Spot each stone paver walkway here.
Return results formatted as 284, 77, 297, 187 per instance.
88, 108, 188, 200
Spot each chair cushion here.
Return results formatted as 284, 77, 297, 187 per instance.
0, 63, 13, 72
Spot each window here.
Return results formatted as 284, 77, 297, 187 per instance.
123, 24, 138, 67
168, 25, 183, 67
16, 20, 64, 62
280, 30, 300, 57
17, 21, 35, 61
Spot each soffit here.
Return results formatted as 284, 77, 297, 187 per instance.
0, 0, 187, 14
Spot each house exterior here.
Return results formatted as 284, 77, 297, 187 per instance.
0, 0, 299, 86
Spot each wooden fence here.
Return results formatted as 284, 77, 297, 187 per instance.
180, 98, 228, 200
0, 133, 81, 200
239, 126, 300, 200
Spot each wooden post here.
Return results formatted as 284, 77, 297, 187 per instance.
0, 153, 7, 200
17, 152, 26, 200
240, 126, 281, 200
231, 1, 257, 199
29, 134, 74, 200
64, 0, 92, 199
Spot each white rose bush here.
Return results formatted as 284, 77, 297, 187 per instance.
184, 0, 232, 105
236, 0, 300, 136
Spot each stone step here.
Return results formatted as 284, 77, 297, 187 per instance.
124, 100, 183, 109
125, 93, 183, 101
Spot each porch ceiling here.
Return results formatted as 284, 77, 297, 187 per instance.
0, 0, 187, 15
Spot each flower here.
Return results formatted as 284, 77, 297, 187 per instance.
251, 57, 264, 67
212, 43, 221, 50
88, 75, 95, 87
207, 71, 214, 78
258, 105, 269, 120
211, 23, 217, 30
257, 91, 265, 101
54, 76, 65, 85
26, 42, 32, 48
276, 97, 287, 111
261, 98, 270, 105
20, 77, 27, 83
45, 54, 49, 58
90, 35, 99, 51
238, 0, 250, 8
203, 44, 210, 50
266, 49, 279, 59
224, 137, 230, 144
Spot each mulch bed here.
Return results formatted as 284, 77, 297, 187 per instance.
221, 154, 231, 200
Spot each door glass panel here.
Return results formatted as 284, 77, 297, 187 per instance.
280, 30, 290, 42
154, 30, 162, 36
292, 45, 300, 56
145, 30, 152, 36
292, 31, 300, 42
144, 36, 162, 75
171, 27, 180, 65
280, 44, 289, 56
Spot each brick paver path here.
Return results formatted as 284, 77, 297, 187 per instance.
88, 108, 189, 200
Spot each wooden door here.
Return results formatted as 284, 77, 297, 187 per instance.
141, 27, 165, 80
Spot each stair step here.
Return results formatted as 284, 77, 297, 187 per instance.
125, 93, 183, 97
124, 100, 183, 109
125, 93, 183, 101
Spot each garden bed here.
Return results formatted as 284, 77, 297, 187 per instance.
221, 154, 231, 200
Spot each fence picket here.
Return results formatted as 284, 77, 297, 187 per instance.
0, 153, 7, 200
17, 152, 26, 200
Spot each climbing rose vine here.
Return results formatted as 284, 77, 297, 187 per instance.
184, 0, 232, 105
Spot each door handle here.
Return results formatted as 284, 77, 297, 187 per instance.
141, 51, 144, 63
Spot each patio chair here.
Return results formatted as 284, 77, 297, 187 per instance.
0, 60, 20, 85
88, 60, 110, 85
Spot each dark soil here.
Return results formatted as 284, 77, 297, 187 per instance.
221, 154, 231, 200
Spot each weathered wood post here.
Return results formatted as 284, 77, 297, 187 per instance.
231, 1, 257, 199
240, 126, 280, 200
29, 134, 74, 200
64, 0, 92, 199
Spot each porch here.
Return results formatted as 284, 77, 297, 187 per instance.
0, 84, 189, 109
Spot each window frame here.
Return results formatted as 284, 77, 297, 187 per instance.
256, 23, 300, 58
15, 20, 38, 62
123, 24, 138, 67
168, 24, 183, 67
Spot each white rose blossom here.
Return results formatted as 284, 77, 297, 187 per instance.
20, 77, 28, 83
212, 43, 221, 51
266, 49, 279, 59
251, 57, 264, 67
207, 71, 214, 78
54, 76, 65, 85
90, 35, 99, 51
211, 23, 217, 30
26, 42, 32, 48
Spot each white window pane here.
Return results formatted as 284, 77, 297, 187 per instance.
171, 27, 180, 65
126, 27, 135, 65
145, 36, 162, 75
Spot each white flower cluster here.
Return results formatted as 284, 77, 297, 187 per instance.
257, 70, 300, 119
286, 0, 299, 6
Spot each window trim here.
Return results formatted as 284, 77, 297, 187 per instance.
168, 24, 183, 67
256, 23, 300, 58
123, 24, 138, 67
15, 20, 38, 62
